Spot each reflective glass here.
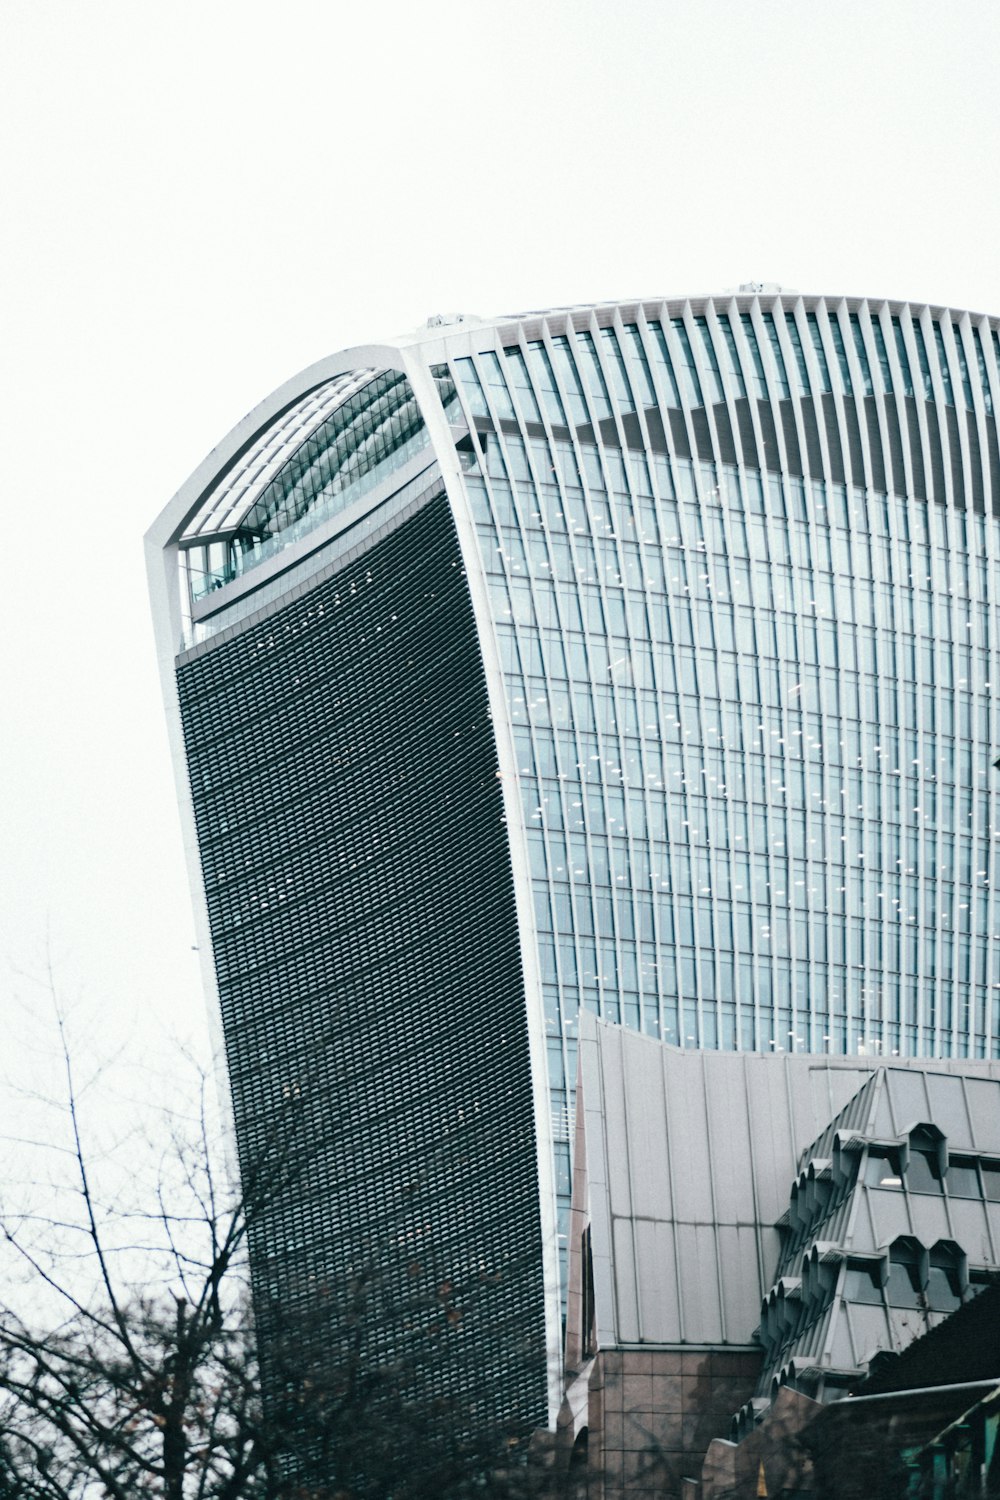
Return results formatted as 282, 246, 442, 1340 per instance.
784, 315, 811, 395
806, 313, 833, 392
933, 324, 956, 406
720, 316, 747, 398
620, 325, 656, 408
892, 316, 915, 396
850, 314, 875, 397
829, 318, 854, 395
671, 319, 703, 405
886, 1254, 922, 1309
187, 371, 429, 598
446, 301, 1000, 1244
551, 336, 590, 424
913, 323, 935, 401
907, 1149, 943, 1194
952, 325, 975, 410
946, 1159, 980, 1198
871, 320, 894, 394
844, 1262, 883, 1305
763, 313, 791, 399
864, 1149, 903, 1189
741, 315, 768, 397
975, 330, 994, 415
574, 332, 614, 420
647, 321, 683, 406
695, 316, 724, 403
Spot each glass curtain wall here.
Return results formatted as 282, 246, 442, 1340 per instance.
440, 300, 1000, 1251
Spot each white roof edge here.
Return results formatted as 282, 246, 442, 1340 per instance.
145, 342, 409, 556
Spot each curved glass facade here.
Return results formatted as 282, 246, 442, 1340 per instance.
433, 296, 1000, 1257
181, 368, 454, 599
151, 289, 1000, 1413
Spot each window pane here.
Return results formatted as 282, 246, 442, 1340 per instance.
844, 1263, 882, 1305
926, 1264, 960, 1312
907, 1150, 943, 1194
946, 1160, 980, 1198
886, 1259, 921, 1308
864, 1148, 903, 1188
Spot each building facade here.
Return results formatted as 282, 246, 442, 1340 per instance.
148, 291, 1000, 1429
566, 1016, 1000, 1494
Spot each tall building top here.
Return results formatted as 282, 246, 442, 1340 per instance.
149, 284, 1000, 1440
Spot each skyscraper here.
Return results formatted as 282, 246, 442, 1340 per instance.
148, 291, 1000, 1430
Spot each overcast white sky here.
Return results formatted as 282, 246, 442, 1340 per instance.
1, 0, 999, 1088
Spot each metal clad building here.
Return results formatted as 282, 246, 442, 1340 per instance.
148, 292, 1000, 1425
568, 1016, 1000, 1490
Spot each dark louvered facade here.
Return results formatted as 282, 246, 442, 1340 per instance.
175, 495, 547, 1431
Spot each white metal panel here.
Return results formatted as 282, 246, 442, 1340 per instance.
883, 1068, 933, 1134
611, 1216, 641, 1342
707, 1058, 762, 1223
948, 1198, 993, 1261
744, 1061, 799, 1222
675, 1222, 724, 1345
718, 1224, 766, 1343
621, 1033, 673, 1222
921, 1073, 972, 1144
662, 1053, 716, 1222
634, 1219, 681, 1343
966, 1077, 1000, 1151
867, 1191, 913, 1249
600, 1028, 635, 1223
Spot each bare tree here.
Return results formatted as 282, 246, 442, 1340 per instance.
0, 992, 558, 1500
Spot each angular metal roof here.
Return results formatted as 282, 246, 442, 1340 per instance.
576, 1016, 1000, 1351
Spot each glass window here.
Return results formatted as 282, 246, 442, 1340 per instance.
504, 346, 544, 423
850, 314, 875, 397
551, 336, 590, 425
844, 1261, 883, 1305
784, 315, 811, 395
886, 1246, 922, 1308
927, 1251, 962, 1312
694, 316, 724, 403
719, 315, 747, 398
763, 313, 791, 399
829, 317, 854, 395
892, 316, 915, 396
871, 320, 894, 394
912, 323, 935, 401
864, 1147, 903, 1188
430, 362, 463, 423
982, 1163, 1000, 1201
975, 328, 994, 415
620, 324, 657, 408
647, 321, 682, 407
671, 319, 704, 405
946, 1159, 980, 1198
741, 314, 769, 397
454, 357, 490, 418
932, 323, 955, 406
600, 328, 637, 415
574, 331, 614, 420
925, 1264, 960, 1311
527, 341, 568, 425
907, 1149, 943, 1194
951, 324, 975, 409
480, 351, 516, 421
806, 313, 833, 393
